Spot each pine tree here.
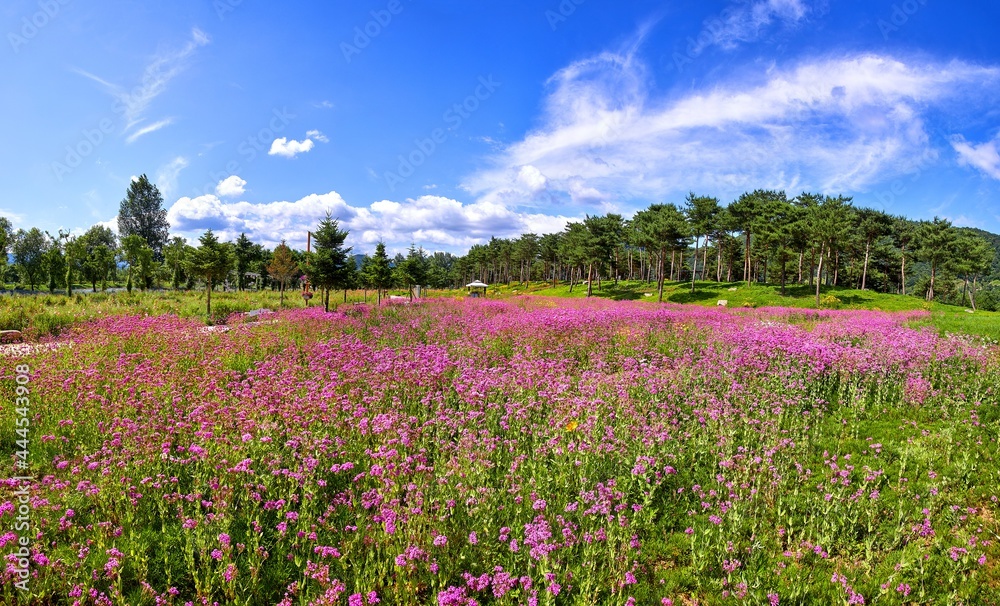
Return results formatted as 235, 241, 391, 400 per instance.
118, 175, 170, 260
304, 213, 352, 311
185, 230, 234, 317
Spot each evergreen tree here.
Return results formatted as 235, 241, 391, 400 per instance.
395, 245, 428, 301
118, 175, 169, 260
630, 204, 689, 302
916, 217, 959, 301
185, 230, 234, 317
304, 213, 353, 311
362, 242, 394, 305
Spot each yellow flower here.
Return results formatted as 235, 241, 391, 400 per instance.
564, 420, 579, 432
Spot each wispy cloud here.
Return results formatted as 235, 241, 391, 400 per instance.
124, 118, 175, 144
306, 129, 329, 143
692, 0, 813, 55
464, 44, 999, 211
156, 156, 189, 200
75, 28, 209, 140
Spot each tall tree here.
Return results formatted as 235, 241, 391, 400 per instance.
185, 230, 234, 317
728, 190, 779, 285
954, 232, 995, 310
809, 195, 854, 307
79, 225, 117, 292
856, 208, 893, 290
61, 231, 86, 296
0, 217, 12, 290
916, 217, 959, 302
119, 234, 149, 293
118, 175, 169, 260
631, 204, 689, 302
893, 217, 918, 296
267, 240, 298, 307
233, 233, 256, 291
685, 193, 721, 292
303, 213, 353, 311
361, 242, 394, 304
395, 245, 428, 301
163, 236, 188, 290
13, 228, 48, 291
43, 242, 64, 293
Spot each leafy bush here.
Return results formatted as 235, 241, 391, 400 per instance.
977, 287, 999, 312
207, 301, 252, 326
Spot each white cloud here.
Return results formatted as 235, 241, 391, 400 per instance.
517, 165, 548, 193
125, 118, 174, 144
464, 49, 999, 209
166, 191, 575, 253
306, 129, 329, 143
155, 157, 189, 200
951, 135, 1000, 180
692, 0, 812, 54
269, 137, 315, 158
215, 175, 247, 198
75, 28, 209, 139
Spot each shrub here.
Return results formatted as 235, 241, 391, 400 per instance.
207, 301, 251, 326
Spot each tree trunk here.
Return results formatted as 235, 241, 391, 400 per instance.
701, 239, 709, 281
900, 248, 907, 296
279, 282, 285, 307
716, 243, 723, 282
670, 250, 676, 282
926, 262, 935, 301
657, 248, 666, 302
861, 239, 871, 290
586, 263, 594, 297
206, 278, 212, 316
814, 243, 825, 307
833, 250, 840, 286
744, 231, 751, 286
797, 251, 803, 284
690, 236, 699, 293
970, 276, 978, 311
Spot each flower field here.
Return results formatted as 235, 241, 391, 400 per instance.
2, 297, 999, 605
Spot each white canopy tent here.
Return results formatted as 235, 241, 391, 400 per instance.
466, 280, 488, 298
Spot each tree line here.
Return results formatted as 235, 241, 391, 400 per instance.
2, 179, 997, 311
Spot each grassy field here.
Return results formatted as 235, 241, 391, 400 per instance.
1, 281, 998, 345
1, 296, 998, 604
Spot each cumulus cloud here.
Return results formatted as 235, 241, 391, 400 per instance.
464, 47, 999, 209
951, 135, 1000, 180
269, 137, 315, 158
215, 175, 247, 198
166, 191, 574, 253
269, 130, 329, 158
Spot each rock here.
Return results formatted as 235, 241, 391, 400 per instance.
0, 330, 22, 343
717, 300, 728, 307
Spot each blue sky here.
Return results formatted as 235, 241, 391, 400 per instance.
2, 0, 1000, 254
